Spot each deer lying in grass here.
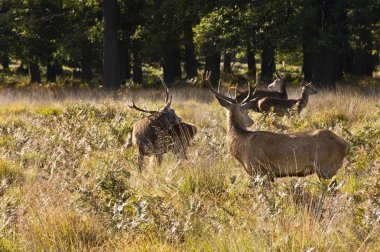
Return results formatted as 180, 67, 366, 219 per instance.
257, 81, 318, 116
205, 72, 349, 184
235, 71, 289, 104
129, 79, 182, 170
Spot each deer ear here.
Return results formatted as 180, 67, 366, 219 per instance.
275, 71, 281, 79
215, 95, 232, 109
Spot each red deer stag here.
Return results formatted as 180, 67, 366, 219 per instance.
257, 81, 318, 116
129, 79, 182, 171
205, 72, 348, 185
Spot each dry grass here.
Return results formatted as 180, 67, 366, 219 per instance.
1, 81, 380, 251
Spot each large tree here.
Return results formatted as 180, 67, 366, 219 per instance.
102, 0, 121, 89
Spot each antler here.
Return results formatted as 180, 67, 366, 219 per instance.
203, 71, 236, 103
241, 81, 255, 104
128, 101, 156, 114
158, 76, 172, 105
275, 71, 282, 79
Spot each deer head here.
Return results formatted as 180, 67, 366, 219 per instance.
204, 71, 256, 128
267, 71, 285, 91
302, 81, 318, 95
128, 77, 181, 125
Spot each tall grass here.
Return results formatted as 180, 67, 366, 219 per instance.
1, 82, 380, 251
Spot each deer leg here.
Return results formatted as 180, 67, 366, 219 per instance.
137, 154, 144, 172
156, 154, 163, 166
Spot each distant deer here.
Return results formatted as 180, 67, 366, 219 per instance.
129, 78, 182, 170
205, 71, 349, 184
257, 81, 317, 116
235, 71, 289, 104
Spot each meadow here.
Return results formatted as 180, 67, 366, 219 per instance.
1, 75, 380, 251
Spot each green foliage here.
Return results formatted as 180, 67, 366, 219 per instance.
194, 6, 244, 55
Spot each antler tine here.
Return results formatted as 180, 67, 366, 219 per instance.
203, 71, 236, 103
128, 100, 156, 114
234, 83, 239, 102
158, 76, 170, 103
241, 81, 254, 104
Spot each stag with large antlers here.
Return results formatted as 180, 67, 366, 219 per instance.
205, 71, 349, 184
129, 78, 181, 170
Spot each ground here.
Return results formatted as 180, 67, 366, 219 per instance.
1, 77, 380, 251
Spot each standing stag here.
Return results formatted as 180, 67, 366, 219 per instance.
257, 81, 318, 116
205, 72, 349, 184
129, 79, 181, 170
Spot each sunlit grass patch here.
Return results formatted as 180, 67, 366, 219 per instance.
310, 110, 350, 129
0, 159, 24, 185
18, 208, 107, 251
33, 106, 63, 116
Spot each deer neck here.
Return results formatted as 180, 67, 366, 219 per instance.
298, 90, 309, 111
280, 80, 286, 93
226, 108, 248, 136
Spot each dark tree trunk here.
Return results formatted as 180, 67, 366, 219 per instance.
132, 39, 143, 84
29, 63, 41, 84
55, 64, 63, 76
184, 23, 197, 79
247, 46, 256, 77
163, 43, 181, 84
118, 40, 126, 86
46, 64, 57, 83
16, 64, 28, 75
373, 53, 380, 67
345, 48, 374, 77
124, 36, 132, 80
1, 54, 9, 70
302, 44, 313, 82
102, 0, 120, 89
223, 53, 232, 74
81, 39, 93, 82
261, 47, 275, 81
313, 47, 341, 88
204, 52, 221, 87
310, 0, 345, 88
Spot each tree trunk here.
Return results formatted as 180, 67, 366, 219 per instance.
124, 35, 132, 80
247, 46, 256, 77
163, 44, 181, 84
223, 53, 232, 74
29, 63, 41, 84
55, 64, 63, 76
1, 54, 9, 70
345, 48, 374, 77
204, 52, 221, 87
102, 0, 120, 89
261, 47, 275, 81
46, 64, 57, 83
132, 39, 143, 84
184, 23, 197, 79
302, 44, 313, 82
81, 39, 93, 82
312, 47, 341, 88
16, 64, 28, 75
310, 0, 344, 88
